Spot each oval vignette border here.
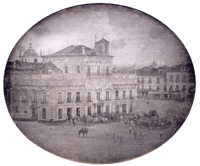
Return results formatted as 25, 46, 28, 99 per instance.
0, 2, 198, 166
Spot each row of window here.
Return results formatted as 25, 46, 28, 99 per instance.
64, 66, 110, 75
138, 85, 189, 92
41, 104, 134, 119
21, 58, 38, 63
138, 75, 187, 84
137, 78, 160, 84
13, 90, 133, 103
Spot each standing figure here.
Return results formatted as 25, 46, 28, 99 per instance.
133, 130, 137, 140
159, 130, 163, 140
129, 126, 132, 134
72, 118, 76, 126
139, 131, 143, 140
120, 135, 123, 144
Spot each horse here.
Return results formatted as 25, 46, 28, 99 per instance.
78, 128, 88, 137
139, 121, 150, 130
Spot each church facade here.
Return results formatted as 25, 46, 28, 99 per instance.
5, 38, 137, 121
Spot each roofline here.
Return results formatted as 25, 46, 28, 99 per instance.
41, 55, 114, 58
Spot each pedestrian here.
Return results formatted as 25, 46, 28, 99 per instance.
133, 130, 137, 140
72, 118, 75, 126
129, 126, 132, 134
139, 131, 143, 140
159, 130, 163, 140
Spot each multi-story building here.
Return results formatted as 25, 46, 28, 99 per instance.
136, 64, 195, 100
4, 38, 137, 121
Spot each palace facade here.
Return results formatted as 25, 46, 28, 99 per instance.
4, 38, 137, 121
4, 38, 195, 121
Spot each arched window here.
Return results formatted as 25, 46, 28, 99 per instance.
34, 58, 38, 63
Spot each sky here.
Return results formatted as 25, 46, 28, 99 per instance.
9, 4, 190, 67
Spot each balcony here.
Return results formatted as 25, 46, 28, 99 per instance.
86, 73, 111, 77
41, 101, 47, 104
115, 97, 120, 100
57, 101, 64, 104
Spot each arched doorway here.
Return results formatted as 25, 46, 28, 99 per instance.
97, 105, 101, 114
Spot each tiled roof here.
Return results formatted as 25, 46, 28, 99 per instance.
47, 45, 92, 56
15, 60, 62, 74
22, 44, 38, 57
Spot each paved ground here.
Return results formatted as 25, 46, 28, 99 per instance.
14, 100, 193, 164
15, 121, 177, 163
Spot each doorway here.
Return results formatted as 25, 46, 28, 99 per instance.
67, 108, 72, 120
97, 105, 101, 114
32, 107, 38, 120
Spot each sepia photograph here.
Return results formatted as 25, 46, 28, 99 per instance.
1, 1, 199, 166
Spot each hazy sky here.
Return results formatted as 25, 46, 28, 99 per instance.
9, 4, 189, 66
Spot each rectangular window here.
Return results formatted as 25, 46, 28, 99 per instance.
169, 75, 173, 82
182, 85, 186, 91
42, 108, 46, 119
164, 85, 167, 92
65, 66, 68, 73
141, 78, 144, 83
88, 107, 91, 116
97, 66, 100, 76
87, 66, 90, 76
67, 92, 71, 103
58, 92, 62, 103
106, 91, 109, 100
176, 85, 179, 91
123, 90, 126, 99
129, 104, 133, 113
149, 85, 151, 90
106, 106, 109, 113
77, 66, 80, 73
33, 92, 37, 102
76, 108, 80, 117
149, 78, 152, 83
169, 85, 173, 91
43, 92, 47, 103
76, 92, 80, 102
58, 109, 62, 119
182, 75, 186, 83
97, 92, 100, 100
176, 75, 180, 82
106, 66, 109, 76
129, 90, 132, 99
137, 78, 140, 83
157, 78, 160, 84
88, 92, 91, 102
115, 91, 119, 99
142, 85, 144, 90
157, 86, 160, 91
